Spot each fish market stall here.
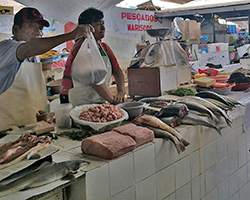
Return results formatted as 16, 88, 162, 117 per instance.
1, 89, 250, 200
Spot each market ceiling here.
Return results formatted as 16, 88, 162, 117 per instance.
14, 0, 250, 24
14, 0, 123, 24
154, 1, 250, 22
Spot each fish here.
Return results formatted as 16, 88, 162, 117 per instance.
221, 95, 244, 106
0, 160, 86, 197
140, 125, 185, 154
177, 100, 219, 123
155, 103, 189, 118
162, 113, 222, 135
132, 114, 190, 146
204, 98, 231, 111
158, 116, 182, 127
138, 97, 176, 104
195, 91, 234, 108
177, 96, 232, 126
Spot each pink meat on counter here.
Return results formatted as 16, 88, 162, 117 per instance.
81, 131, 137, 159
112, 123, 137, 133
113, 124, 154, 146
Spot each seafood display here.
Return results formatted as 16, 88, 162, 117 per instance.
134, 91, 243, 153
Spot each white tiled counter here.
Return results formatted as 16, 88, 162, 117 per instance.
55, 104, 250, 200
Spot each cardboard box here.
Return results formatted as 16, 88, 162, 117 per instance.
128, 66, 191, 97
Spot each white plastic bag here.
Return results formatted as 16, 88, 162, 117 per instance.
71, 32, 107, 86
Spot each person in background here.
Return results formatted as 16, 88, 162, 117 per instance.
0, 7, 91, 131
180, 43, 190, 58
60, 7, 125, 105
180, 43, 196, 78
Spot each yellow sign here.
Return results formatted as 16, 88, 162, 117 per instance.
0, 6, 13, 15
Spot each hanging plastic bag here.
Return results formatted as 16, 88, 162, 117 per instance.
71, 32, 107, 86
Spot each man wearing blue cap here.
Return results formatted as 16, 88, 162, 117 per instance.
0, 7, 92, 131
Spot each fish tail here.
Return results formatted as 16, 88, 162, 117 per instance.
215, 127, 222, 136
172, 139, 186, 154
179, 137, 190, 146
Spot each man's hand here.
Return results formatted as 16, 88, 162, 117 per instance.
113, 92, 125, 104
71, 24, 95, 39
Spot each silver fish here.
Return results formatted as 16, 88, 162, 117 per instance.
195, 91, 234, 108
176, 100, 219, 123
177, 96, 232, 126
0, 160, 87, 197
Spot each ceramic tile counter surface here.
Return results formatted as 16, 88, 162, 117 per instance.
39, 100, 249, 200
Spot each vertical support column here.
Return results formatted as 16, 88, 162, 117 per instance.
212, 13, 216, 43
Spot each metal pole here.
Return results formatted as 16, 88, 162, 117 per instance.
212, 13, 216, 43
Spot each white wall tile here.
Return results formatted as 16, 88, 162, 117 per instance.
163, 192, 175, 200
205, 165, 217, 194
190, 150, 200, 179
216, 135, 228, 161
111, 186, 136, 200
218, 180, 229, 200
185, 126, 200, 153
154, 139, 174, 172
231, 116, 243, 130
246, 129, 250, 143
204, 141, 216, 170
176, 183, 191, 200
247, 141, 250, 162
228, 130, 238, 155
86, 163, 110, 200
237, 126, 246, 147
156, 164, 175, 200
229, 171, 239, 198
247, 182, 250, 200
238, 165, 247, 189
109, 153, 134, 196
247, 161, 250, 181
200, 173, 206, 199
216, 157, 228, 185
191, 176, 200, 200
229, 192, 239, 200
200, 147, 205, 174
135, 175, 157, 200
238, 183, 248, 200
238, 144, 247, 168
201, 188, 218, 200
134, 143, 155, 183
175, 156, 191, 190
228, 150, 238, 176
201, 126, 217, 146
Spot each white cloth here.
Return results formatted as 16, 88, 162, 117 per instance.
0, 61, 47, 131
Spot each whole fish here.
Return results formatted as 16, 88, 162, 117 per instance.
161, 113, 222, 135
205, 98, 231, 111
195, 91, 234, 108
132, 114, 190, 146
0, 160, 86, 197
176, 100, 219, 123
155, 103, 189, 118
221, 95, 244, 106
177, 96, 232, 126
140, 125, 185, 154
139, 97, 176, 104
